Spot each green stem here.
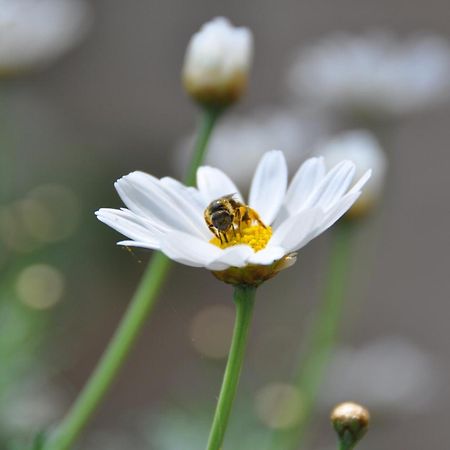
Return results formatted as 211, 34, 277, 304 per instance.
206, 285, 256, 450
0, 92, 15, 203
269, 222, 355, 450
185, 107, 222, 186
339, 435, 361, 450
46, 107, 221, 450
339, 442, 353, 450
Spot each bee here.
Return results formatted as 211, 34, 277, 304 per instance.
204, 194, 265, 244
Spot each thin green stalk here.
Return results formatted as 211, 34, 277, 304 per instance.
339, 442, 352, 450
338, 435, 361, 450
206, 285, 256, 450
0, 92, 15, 203
269, 222, 355, 450
185, 107, 222, 185
46, 107, 221, 450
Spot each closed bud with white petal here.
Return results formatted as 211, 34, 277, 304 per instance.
317, 130, 387, 220
182, 17, 253, 108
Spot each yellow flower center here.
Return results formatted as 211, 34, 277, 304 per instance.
208, 206, 272, 252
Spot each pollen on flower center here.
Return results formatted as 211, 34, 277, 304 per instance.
205, 202, 272, 252
210, 222, 272, 252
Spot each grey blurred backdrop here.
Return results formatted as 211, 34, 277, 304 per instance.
4, 1, 450, 449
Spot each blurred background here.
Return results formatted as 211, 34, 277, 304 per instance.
1, 1, 449, 449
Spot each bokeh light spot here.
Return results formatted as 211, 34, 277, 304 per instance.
189, 305, 235, 359
16, 264, 65, 310
20, 184, 81, 243
255, 382, 304, 429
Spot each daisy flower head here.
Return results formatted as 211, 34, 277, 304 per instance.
96, 151, 370, 286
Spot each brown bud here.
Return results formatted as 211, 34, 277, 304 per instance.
331, 402, 370, 449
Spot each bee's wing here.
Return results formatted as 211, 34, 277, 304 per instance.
223, 193, 242, 204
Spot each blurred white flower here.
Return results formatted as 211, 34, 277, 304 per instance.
288, 31, 450, 118
319, 337, 443, 414
176, 108, 327, 191
0, 0, 92, 74
317, 130, 387, 218
182, 17, 253, 107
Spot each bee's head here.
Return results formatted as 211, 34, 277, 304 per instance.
206, 197, 235, 232
211, 209, 233, 231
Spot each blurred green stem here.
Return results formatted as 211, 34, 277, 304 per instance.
0, 93, 14, 203
338, 436, 363, 450
46, 107, 221, 450
206, 285, 256, 450
339, 442, 354, 450
269, 222, 355, 450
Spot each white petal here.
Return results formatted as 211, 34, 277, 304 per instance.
196, 166, 243, 204
160, 177, 206, 212
303, 161, 356, 211
249, 150, 288, 225
312, 191, 361, 239
117, 207, 167, 232
309, 170, 371, 240
159, 177, 211, 239
117, 240, 160, 250
271, 208, 324, 253
348, 169, 372, 194
160, 230, 221, 267
96, 208, 161, 246
114, 176, 174, 229
115, 172, 203, 236
247, 245, 286, 265
206, 245, 254, 270
284, 157, 326, 214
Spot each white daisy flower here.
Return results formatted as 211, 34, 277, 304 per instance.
182, 17, 253, 107
96, 151, 370, 285
288, 31, 450, 118
0, 0, 92, 74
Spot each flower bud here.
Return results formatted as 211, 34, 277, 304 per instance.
331, 402, 370, 449
182, 17, 253, 108
317, 130, 387, 220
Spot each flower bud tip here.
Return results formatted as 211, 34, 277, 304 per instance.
331, 401, 370, 449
